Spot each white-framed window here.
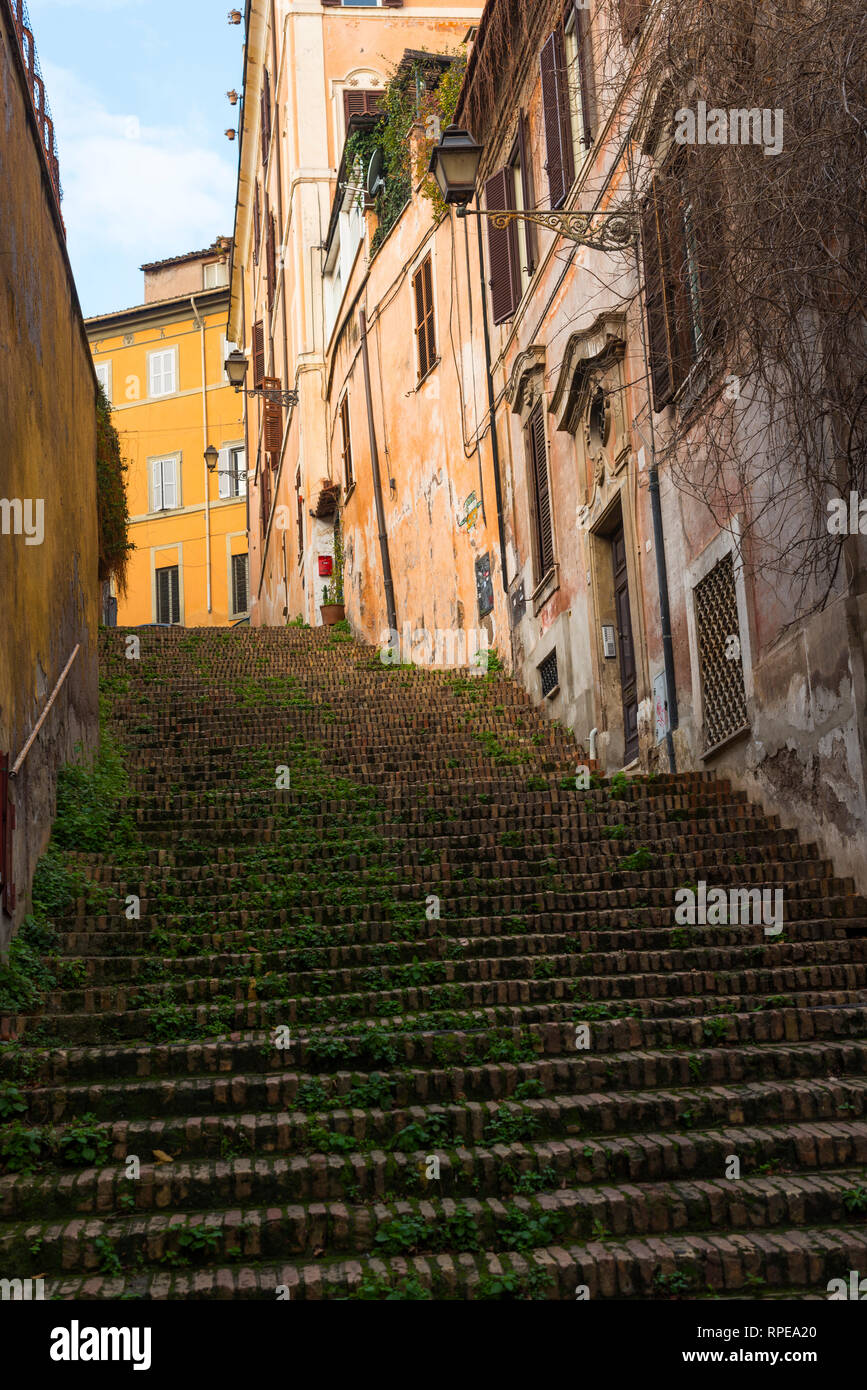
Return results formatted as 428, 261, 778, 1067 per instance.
218, 445, 247, 499
149, 455, 181, 513
204, 260, 229, 289
563, 3, 595, 161
148, 347, 178, 399
94, 360, 112, 402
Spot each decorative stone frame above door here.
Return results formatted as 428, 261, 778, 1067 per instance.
549, 312, 630, 516
505, 344, 547, 425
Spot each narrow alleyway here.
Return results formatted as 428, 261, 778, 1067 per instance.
2, 626, 866, 1299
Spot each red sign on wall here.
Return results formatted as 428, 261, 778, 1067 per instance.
318, 555, 333, 577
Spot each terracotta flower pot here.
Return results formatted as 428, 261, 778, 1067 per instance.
320, 603, 345, 626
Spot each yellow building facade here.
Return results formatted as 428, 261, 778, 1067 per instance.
86, 241, 249, 628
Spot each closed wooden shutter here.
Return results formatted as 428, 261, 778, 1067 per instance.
528, 403, 554, 577
517, 112, 537, 275
231, 554, 249, 615
252, 320, 265, 388
263, 377, 283, 458
156, 567, 180, 625
343, 89, 385, 123
252, 183, 261, 266
413, 254, 437, 381
640, 177, 676, 410
485, 167, 519, 325
261, 69, 272, 166
574, 3, 596, 148
540, 27, 574, 209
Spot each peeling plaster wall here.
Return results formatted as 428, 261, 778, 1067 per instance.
325, 193, 509, 663
240, 2, 482, 629
454, 0, 867, 889
0, 8, 100, 949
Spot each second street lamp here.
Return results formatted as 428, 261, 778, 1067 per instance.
223, 350, 299, 407
429, 124, 636, 252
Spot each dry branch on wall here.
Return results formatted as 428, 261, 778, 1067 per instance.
461, 0, 867, 617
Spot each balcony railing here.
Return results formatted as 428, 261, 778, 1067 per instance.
7, 0, 63, 222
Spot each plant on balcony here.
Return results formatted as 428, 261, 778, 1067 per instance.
320, 517, 345, 626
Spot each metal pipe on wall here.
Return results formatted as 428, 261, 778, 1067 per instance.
191, 293, 213, 615
359, 308, 397, 635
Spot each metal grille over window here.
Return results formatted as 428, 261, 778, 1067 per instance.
695, 553, 748, 751
539, 650, 559, 698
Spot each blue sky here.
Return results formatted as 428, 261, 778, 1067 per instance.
27, 0, 243, 317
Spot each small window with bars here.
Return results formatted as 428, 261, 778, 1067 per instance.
539, 649, 559, 698
155, 565, 180, 625
694, 552, 749, 753
231, 553, 249, 616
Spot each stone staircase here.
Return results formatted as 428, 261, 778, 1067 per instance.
1, 625, 866, 1300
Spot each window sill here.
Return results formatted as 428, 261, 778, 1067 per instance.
673, 347, 718, 419
414, 358, 441, 392
531, 565, 559, 615
701, 723, 751, 761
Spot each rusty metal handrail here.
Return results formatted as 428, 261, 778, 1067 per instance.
10, 644, 80, 778
6, 0, 63, 214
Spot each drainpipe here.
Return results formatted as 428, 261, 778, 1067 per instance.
359, 308, 397, 635
648, 461, 679, 771
191, 294, 213, 615
470, 206, 508, 594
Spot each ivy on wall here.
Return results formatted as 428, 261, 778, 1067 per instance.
95, 384, 133, 596
344, 50, 468, 252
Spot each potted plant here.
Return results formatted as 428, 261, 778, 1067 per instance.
320, 518, 345, 626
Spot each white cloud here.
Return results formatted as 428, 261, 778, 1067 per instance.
42, 64, 236, 314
